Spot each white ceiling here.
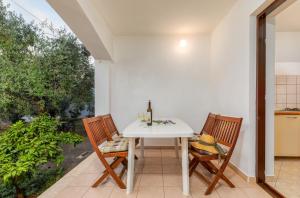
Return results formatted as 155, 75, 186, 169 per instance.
276, 0, 300, 32
92, 0, 237, 36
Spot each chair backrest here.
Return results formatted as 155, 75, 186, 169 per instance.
82, 116, 108, 151
102, 114, 120, 139
210, 115, 243, 150
201, 113, 217, 135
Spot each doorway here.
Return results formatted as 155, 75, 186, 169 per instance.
256, 0, 300, 197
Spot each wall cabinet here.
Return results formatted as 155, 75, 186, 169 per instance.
275, 114, 300, 156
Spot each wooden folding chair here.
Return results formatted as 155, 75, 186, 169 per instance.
189, 115, 243, 195
187, 113, 217, 143
102, 114, 140, 159
82, 116, 128, 189
200, 113, 217, 135
101, 114, 120, 139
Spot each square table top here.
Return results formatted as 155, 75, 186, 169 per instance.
122, 118, 194, 138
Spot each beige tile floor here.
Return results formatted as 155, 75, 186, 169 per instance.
267, 158, 300, 198
39, 149, 271, 198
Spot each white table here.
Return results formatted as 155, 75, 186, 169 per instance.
123, 118, 194, 195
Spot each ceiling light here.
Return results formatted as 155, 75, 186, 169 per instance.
179, 39, 187, 48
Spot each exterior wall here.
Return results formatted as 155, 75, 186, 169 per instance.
47, 0, 113, 60
95, 61, 110, 115
109, 35, 212, 146
210, 0, 267, 177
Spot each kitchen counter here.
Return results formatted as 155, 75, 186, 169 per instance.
275, 111, 300, 115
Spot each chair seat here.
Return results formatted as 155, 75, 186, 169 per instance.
113, 135, 140, 145
190, 145, 227, 161
188, 134, 201, 142
100, 138, 129, 153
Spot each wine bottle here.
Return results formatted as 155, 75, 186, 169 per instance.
147, 100, 153, 126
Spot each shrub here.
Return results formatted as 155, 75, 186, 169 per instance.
0, 115, 83, 197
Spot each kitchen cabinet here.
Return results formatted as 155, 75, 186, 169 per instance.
275, 114, 300, 156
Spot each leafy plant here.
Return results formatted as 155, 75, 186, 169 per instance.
0, 0, 94, 122
0, 168, 64, 198
0, 115, 83, 197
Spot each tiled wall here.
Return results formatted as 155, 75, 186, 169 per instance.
276, 75, 300, 110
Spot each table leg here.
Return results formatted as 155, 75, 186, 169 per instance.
174, 138, 179, 158
141, 138, 144, 159
181, 137, 189, 195
127, 137, 135, 194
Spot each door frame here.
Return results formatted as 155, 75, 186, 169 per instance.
256, 0, 286, 197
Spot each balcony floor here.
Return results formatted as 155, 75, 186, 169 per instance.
39, 149, 270, 198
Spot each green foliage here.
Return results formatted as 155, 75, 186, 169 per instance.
0, 168, 64, 198
0, 115, 83, 188
0, 1, 94, 121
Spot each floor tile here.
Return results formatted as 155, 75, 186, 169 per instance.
164, 187, 191, 198
56, 186, 89, 198
162, 164, 182, 174
139, 173, 163, 187
40, 149, 273, 198
68, 173, 100, 187
241, 187, 272, 198
82, 187, 113, 198
269, 158, 300, 197
143, 157, 162, 165
110, 187, 138, 198
216, 187, 247, 198
144, 149, 161, 157
143, 164, 162, 173
162, 157, 181, 165
190, 174, 207, 188
163, 174, 182, 186
190, 186, 219, 198
137, 186, 164, 198
161, 149, 178, 158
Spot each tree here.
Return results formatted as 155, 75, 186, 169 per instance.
0, 1, 94, 122
0, 115, 83, 198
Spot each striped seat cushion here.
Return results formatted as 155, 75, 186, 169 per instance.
99, 138, 128, 153
189, 135, 200, 142
113, 135, 140, 145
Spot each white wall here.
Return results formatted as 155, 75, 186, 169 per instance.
276, 62, 300, 75
47, 0, 114, 60
110, 35, 212, 146
95, 61, 110, 115
276, 32, 300, 62
210, 0, 266, 177
93, 0, 273, 177
275, 32, 300, 75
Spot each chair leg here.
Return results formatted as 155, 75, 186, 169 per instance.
93, 157, 124, 187
141, 138, 144, 159
205, 173, 221, 195
119, 165, 127, 179
92, 171, 109, 187
96, 157, 127, 189
174, 138, 179, 158
106, 158, 127, 189
189, 158, 199, 176
199, 161, 216, 174
205, 161, 235, 188
189, 157, 197, 168
109, 168, 126, 188
204, 160, 234, 195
